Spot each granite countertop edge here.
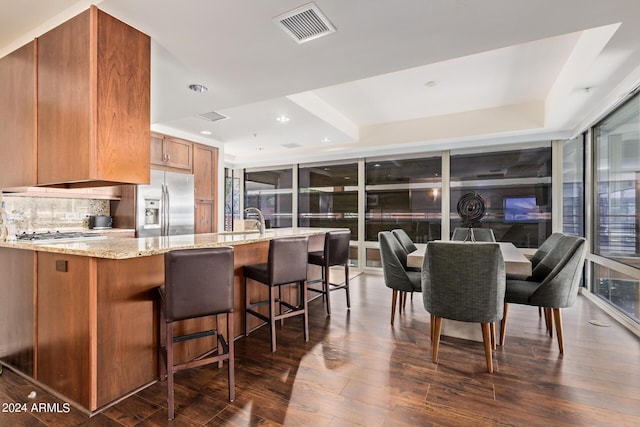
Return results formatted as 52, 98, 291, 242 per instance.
0, 228, 343, 259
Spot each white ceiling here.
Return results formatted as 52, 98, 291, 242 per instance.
2, 0, 640, 168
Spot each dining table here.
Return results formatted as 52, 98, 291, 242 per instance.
407, 241, 531, 277
406, 241, 532, 342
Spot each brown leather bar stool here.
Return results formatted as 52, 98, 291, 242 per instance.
307, 230, 351, 315
244, 236, 309, 352
158, 246, 235, 420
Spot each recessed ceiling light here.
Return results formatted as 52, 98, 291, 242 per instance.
188, 84, 208, 93
424, 80, 437, 87
321, 137, 331, 143
200, 130, 212, 135
276, 115, 290, 123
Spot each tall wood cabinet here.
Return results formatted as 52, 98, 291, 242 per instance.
193, 144, 218, 233
0, 41, 37, 188
36, 6, 150, 186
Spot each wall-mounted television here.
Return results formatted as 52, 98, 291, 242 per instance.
503, 196, 539, 223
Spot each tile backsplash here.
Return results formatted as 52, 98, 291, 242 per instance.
0, 195, 109, 236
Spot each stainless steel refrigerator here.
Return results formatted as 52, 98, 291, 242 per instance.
136, 169, 195, 237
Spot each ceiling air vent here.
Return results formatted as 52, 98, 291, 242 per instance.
274, 2, 336, 44
282, 143, 303, 149
197, 111, 228, 122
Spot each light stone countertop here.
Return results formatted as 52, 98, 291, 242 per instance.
0, 228, 340, 259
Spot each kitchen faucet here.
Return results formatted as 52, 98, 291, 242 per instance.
243, 207, 266, 235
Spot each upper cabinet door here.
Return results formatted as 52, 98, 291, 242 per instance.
37, 6, 150, 186
0, 41, 37, 188
150, 134, 193, 172
164, 137, 193, 171
149, 133, 165, 166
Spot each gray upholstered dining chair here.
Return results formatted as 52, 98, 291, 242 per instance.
392, 228, 420, 307
379, 231, 422, 325
506, 232, 565, 323
422, 241, 505, 373
507, 232, 564, 280
451, 227, 496, 242
499, 234, 587, 354
392, 229, 418, 254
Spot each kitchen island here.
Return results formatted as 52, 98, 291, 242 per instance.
0, 228, 337, 414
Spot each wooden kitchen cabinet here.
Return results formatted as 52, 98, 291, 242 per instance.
193, 143, 216, 200
0, 41, 37, 188
193, 143, 218, 232
0, 248, 36, 377
37, 253, 93, 408
150, 132, 193, 172
37, 6, 150, 187
195, 200, 214, 233
36, 252, 162, 411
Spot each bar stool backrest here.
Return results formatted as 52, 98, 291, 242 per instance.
325, 230, 351, 266
268, 236, 309, 285
164, 247, 234, 322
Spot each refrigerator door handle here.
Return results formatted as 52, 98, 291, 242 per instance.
161, 183, 167, 236
165, 183, 171, 235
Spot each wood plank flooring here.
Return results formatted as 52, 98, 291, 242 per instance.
1, 272, 639, 426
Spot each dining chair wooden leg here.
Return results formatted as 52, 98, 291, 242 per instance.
538, 306, 542, 318
553, 308, 564, 354
390, 290, 398, 325
430, 313, 435, 341
481, 323, 493, 373
544, 308, 554, 338
499, 302, 508, 346
490, 322, 496, 350
402, 291, 408, 309
432, 316, 442, 364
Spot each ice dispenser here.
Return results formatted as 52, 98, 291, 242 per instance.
144, 199, 160, 229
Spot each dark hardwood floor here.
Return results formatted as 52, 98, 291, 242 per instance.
1, 272, 639, 426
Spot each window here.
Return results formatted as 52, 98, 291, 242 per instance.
365, 156, 442, 243
244, 168, 293, 228
562, 135, 585, 236
224, 168, 241, 231
450, 145, 552, 248
592, 92, 640, 322
594, 94, 640, 263
363, 155, 441, 267
593, 264, 639, 323
298, 162, 358, 239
